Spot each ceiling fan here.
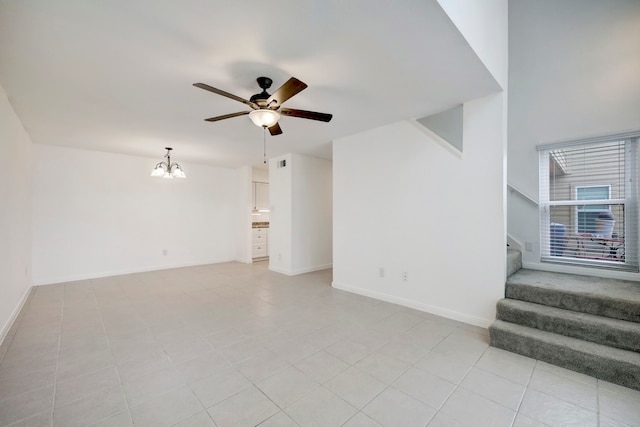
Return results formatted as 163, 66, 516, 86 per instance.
193, 77, 332, 135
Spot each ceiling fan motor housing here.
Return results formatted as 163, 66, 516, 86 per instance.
256, 77, 272, 90
250, 77, 273, 106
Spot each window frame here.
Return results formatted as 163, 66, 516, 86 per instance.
538, 133, 639, 272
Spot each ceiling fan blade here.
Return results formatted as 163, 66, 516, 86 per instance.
266, 78, 308, 107
268, 122, 283, 136
204, 111, 250, 122
279, 108, 333, 122
194, 83, 258, 109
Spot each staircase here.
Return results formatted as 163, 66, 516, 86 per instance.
506, 249, 522, 278
490, 252, 640, 391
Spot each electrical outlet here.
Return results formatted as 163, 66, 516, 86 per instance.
162, 249, 168, 256
379, 267, 385, 278
402, 272, 408, 281
525, 242, 533, 252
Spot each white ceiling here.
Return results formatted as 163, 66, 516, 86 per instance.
0, 0, 500, 168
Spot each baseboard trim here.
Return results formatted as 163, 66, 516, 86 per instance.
332, 281, 492, 328
33, 258, 236, 286
291, 264, 332, 275
268, 265, 290, 275
0, 286, 33, 359
269, 263, 332, 276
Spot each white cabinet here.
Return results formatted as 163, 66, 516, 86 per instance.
252, 227, 268, 258
252, 182, 269, 211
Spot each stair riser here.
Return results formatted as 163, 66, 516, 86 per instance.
507, 250, 522, 277
505, 284, 640, 323
489, 326, 640, 391
496, 302, 640, 352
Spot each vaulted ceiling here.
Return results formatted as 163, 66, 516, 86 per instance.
0, 0, 500, 167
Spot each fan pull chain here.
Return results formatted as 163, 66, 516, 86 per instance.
263, 126, 267, 164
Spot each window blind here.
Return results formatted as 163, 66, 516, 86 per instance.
538, 136, 638, 271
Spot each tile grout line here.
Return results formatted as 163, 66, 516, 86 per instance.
130, 283, 183, 404
510, 358, 538, 426
418, 331, 487, 426
0, 287, 61, 427
90, 277, 134, 426
232, 334, 373, 424
332, 339, 435, 427
154, 280, 222, 427
49, 284, 66, 426
524, 362, 602, 425
181, 355, 234, 424
304, 311, 456, 425
0, 287, 36, 364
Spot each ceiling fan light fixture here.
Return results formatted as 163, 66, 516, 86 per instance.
249, 109, 280, 128
194, 77, 332, 138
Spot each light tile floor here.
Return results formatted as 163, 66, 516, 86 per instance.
0, 262, 639, 427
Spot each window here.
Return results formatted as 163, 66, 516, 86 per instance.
538, 133, 639, 271
575, 185, 610, 234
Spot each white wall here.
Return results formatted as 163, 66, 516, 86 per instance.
0, 84, 33, 342
268, 154, 293, 273
333, 93, 506, 328
332, 0, 507, 327
291, 154, 332, 274
508, 0, 640, 278
32, 145, 237, 284
269, 153, 332, 276
418, 105, 464, 153
437, 0, 508, 89
235, 166, 252, 264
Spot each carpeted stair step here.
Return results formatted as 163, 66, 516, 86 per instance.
506, 249, 522, 277
496, 299, 640, 352
506, 270, 640, 323
489, 320, 640, 391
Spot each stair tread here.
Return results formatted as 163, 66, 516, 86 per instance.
507, 249, 521, 257
497, 299, 640, 331
490, 320, 640, 390
506, 269, 640, 322
508, 269, 640, 303
497, 299, 640, 351
491, 320, 640, 365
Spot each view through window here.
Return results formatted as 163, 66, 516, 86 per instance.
538, 134, 638, 271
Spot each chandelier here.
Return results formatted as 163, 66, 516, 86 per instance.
150, 147, 186, 179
